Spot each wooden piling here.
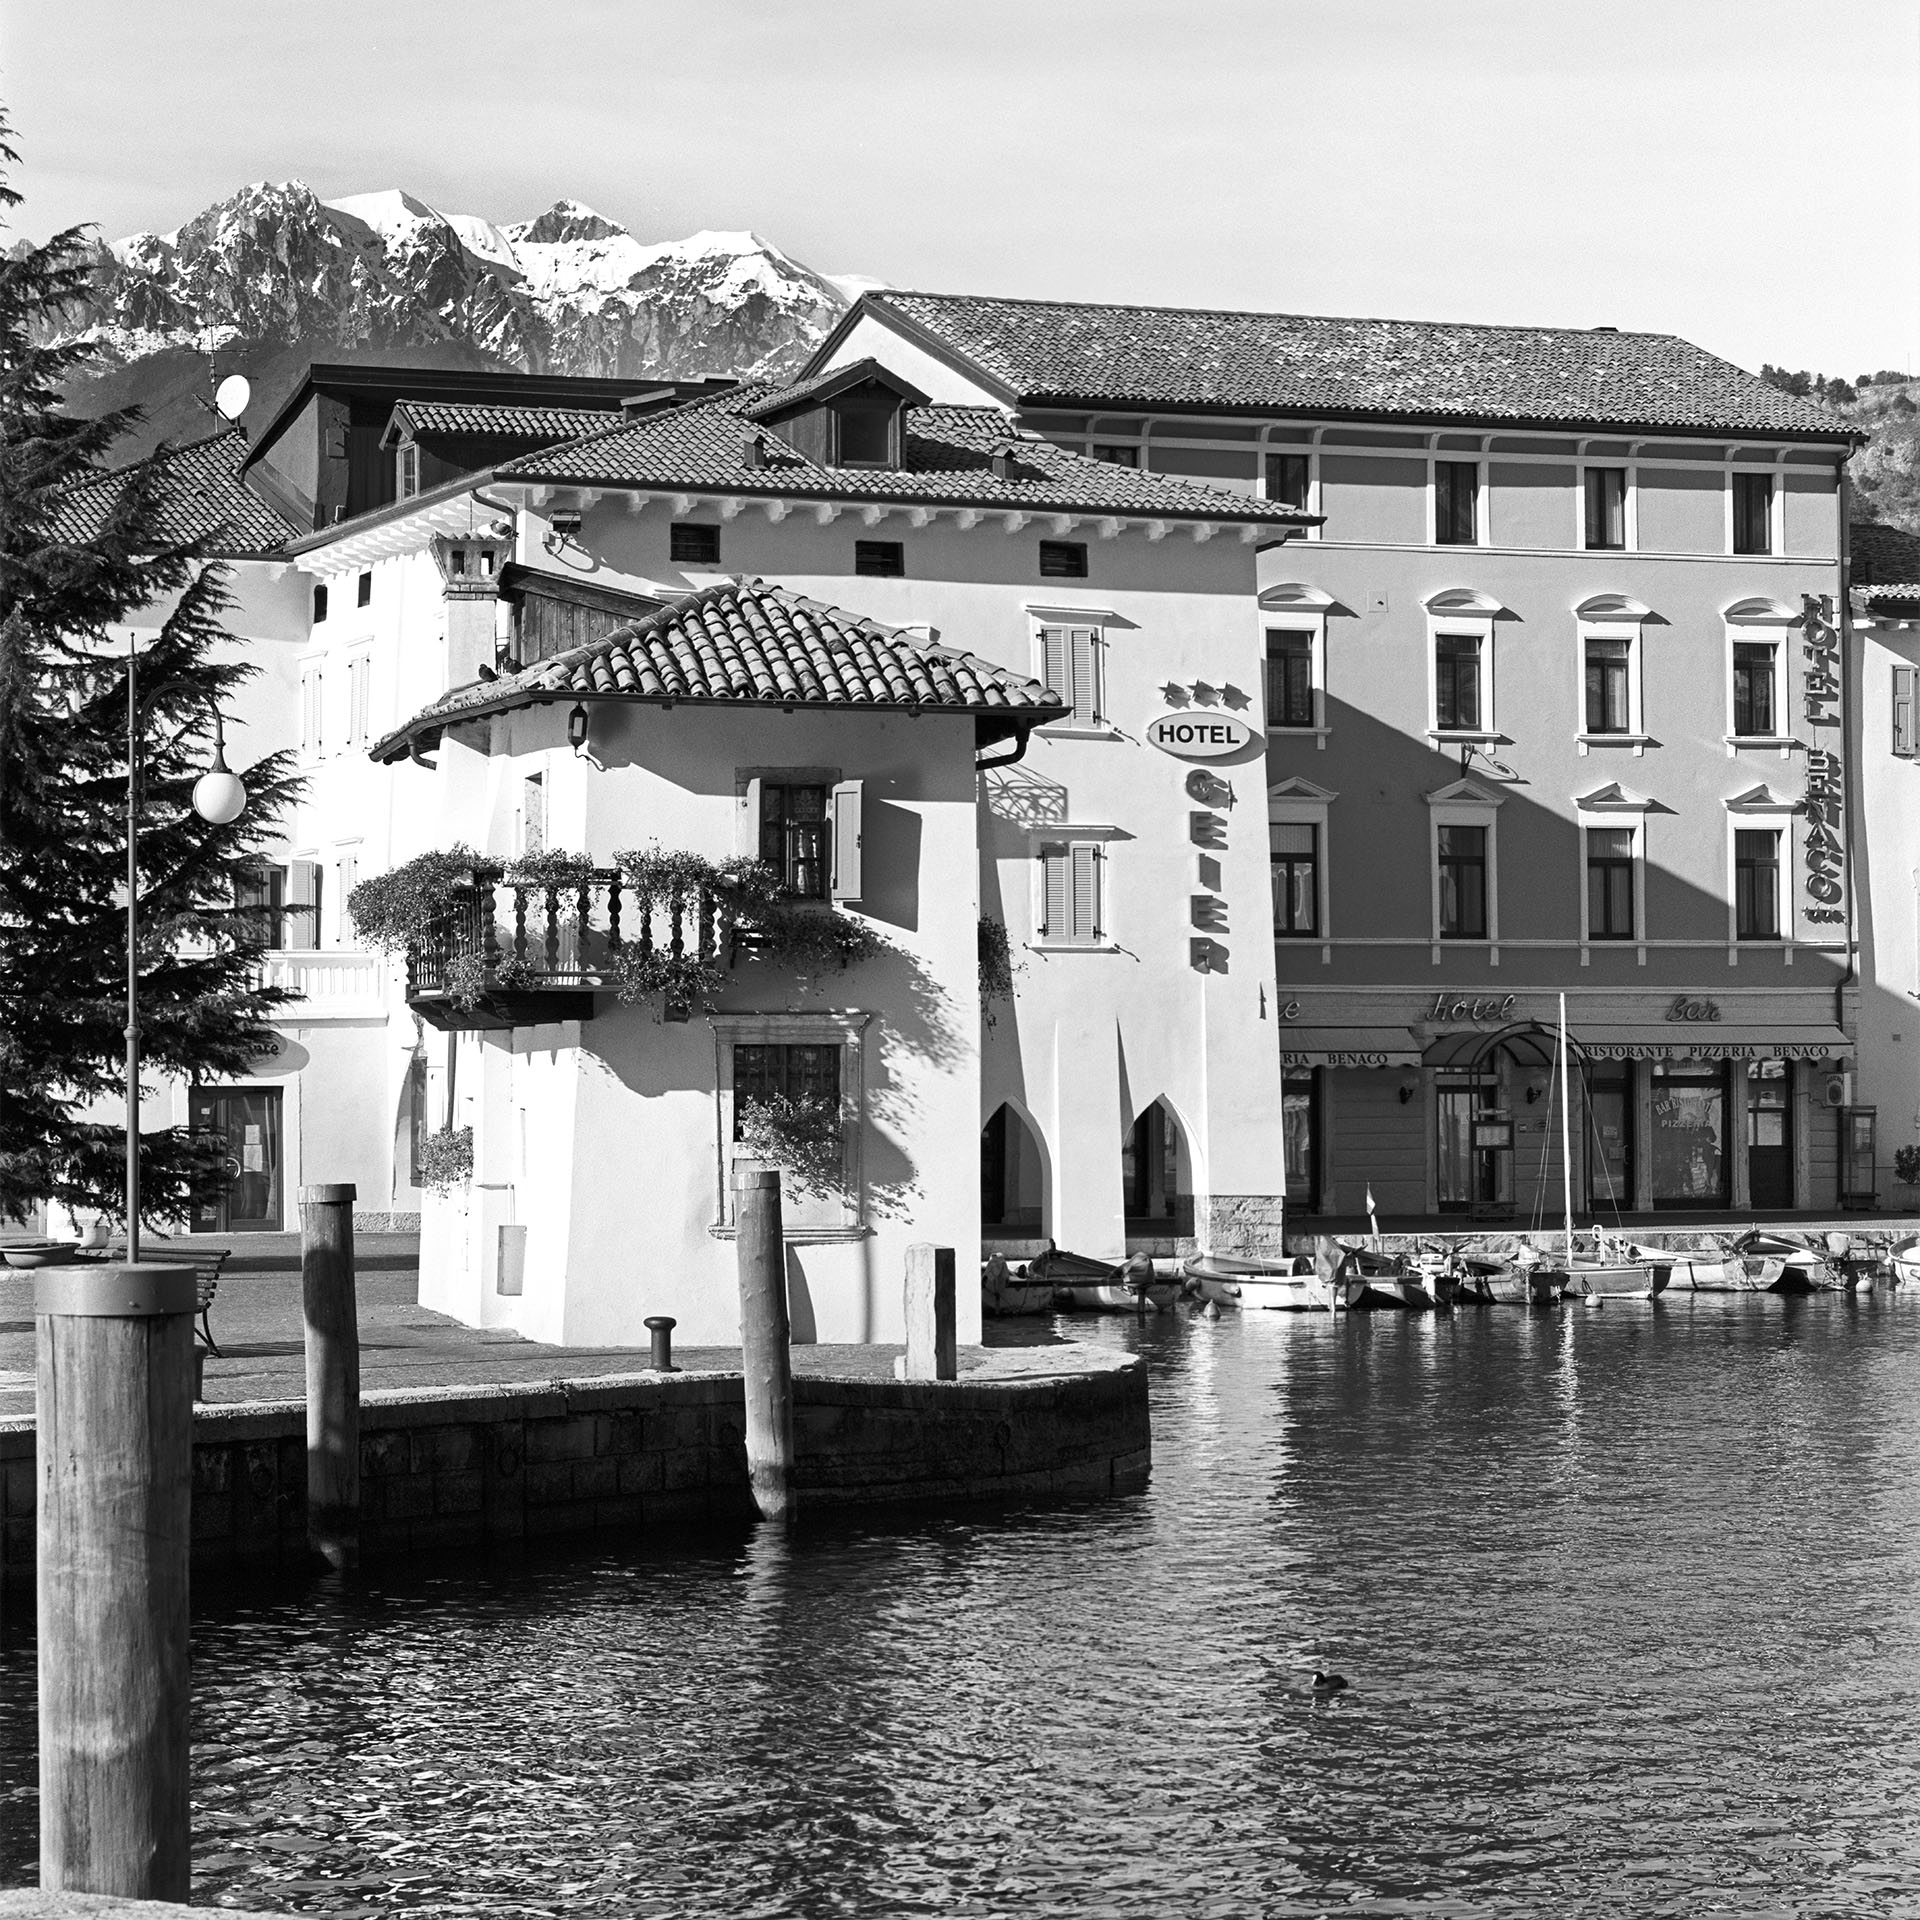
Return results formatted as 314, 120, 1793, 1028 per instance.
36, 1262, 195, 1901
301, 1182, 360, 1569
733, 1168, 795, 1522
1314, 1236, 1342, 1315
904, 1245, 958, 1381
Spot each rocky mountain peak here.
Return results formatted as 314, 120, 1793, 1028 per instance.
507, 200, 626, 247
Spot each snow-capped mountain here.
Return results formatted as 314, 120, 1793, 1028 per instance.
48, 180, 858, 383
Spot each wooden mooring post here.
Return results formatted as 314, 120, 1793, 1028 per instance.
733, 1168, 795, 1522
904, 1245, 957, 1381
36, 1262, 195, 1901
301, 1182, 361, 1569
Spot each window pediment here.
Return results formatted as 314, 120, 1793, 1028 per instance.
1267, 775, 1338, 804
1425, 586, 1506, 616
1575, 593, 1653, 622
1424, 776, 1505, 808
1722, 596, 1798, 626
1725, 783, 1798, 813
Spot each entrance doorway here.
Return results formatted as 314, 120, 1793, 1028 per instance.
1282, 1072, 1320, 1213
980, 1104, 1045, 1234
1586, 1064, 1635, 1215
189, 1087, 284, 1233
1436, 1079, 1510, 1214
1123, 1101, 1193, 1236
1747, 1061, 1794, 1209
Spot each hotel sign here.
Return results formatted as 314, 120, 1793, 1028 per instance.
1145, 710, 1259, 759
1800, 595, 1845, 925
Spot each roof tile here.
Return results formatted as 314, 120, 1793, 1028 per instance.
51, 428, 298, 557
388, 399, 623, 441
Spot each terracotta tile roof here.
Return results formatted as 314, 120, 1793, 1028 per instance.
495, 386, 1314, 525
1851, 520, 1920, 598
50, 428, 297, 557
371, 577, 1066, 762
864, 290, 1850, 438
386, 399, 623, 442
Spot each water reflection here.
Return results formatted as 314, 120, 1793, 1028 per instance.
4, 1295, 1920, 1914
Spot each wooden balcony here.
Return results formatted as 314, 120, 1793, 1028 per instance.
405, 869, 727, 1031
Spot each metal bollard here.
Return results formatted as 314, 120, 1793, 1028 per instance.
645, 1314, 679, 1372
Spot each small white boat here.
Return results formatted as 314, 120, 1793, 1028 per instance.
1033, 1247, 1181, 1314
981, 1253, 1056, 1317
1181, 1251, 1345, 1311
1889, 1236, 1919, 1287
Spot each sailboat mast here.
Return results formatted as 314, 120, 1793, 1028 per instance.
1558, 990, 1574, 1260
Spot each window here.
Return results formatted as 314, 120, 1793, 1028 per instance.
1437, 825, 1488, 939
282, 860, 323, 952
1271, 823, 1318, 936
1093, 444, 1138, 466
833, 400, 894, 466
356, 571, 372, 609
312, 584, 328, 623
1266, 452, 1310, 511
716, 1012, 868, 1235
1732, 472, 1773, 554
1735, 829, 1781, 940
1037, 625, 1100, 728
1584, 637, 1631, 733
234, 866, 285, 947
1038, 540, 1088, 580
1896, 665, 1917, 757
1584, 467, 1627, 550
1732, 642, 1777, 737
334, 847, 360, 943
671, 522, 720, 565
1435, 461, 1479, 545
396, 442, 419, 500
1586, 828, 1635, 939
1434, 633, 1483, 730
299, 663, 323, 758
346, 654, 372, 747
760, 783, 829, 898
1266, 630, 1314, 729
853, 539, 904, 578
1651, 1063, 1729, 1206
1038, 841, 1102, 946
733, 1042, 842, 1132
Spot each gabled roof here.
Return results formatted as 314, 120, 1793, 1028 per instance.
494, 386, 1317, 526
384, 400, 629, 445
743, 357, 930, 421
843, 290, 1852, 440
371, 577, 1068, 763
51, 429, 299, 558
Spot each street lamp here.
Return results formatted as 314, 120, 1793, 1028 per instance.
125, 643, 247, 1261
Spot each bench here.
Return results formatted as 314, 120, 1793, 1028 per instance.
111, 1245, 231, 1354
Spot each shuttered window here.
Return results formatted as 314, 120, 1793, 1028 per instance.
1038, 626, 1100, 728
1894, 666, 1916, 757
346, 654, 372, 746
1039, 842, 1102, 946
299, 665, 323, 758
284, 861, 323, 953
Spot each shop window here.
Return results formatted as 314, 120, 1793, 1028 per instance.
1585, 828, 1635, 940
1266, 629, 1315, 729
1652, 1062, 1729, 1207
1271, 822, 1319, 937
1283, 1073, 1320, 1211
1735, 828, 1782, 940
1732, 642, 1777, 737
1437, 825, 1488, 939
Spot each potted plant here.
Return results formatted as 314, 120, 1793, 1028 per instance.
416, 1125, 473, 1196
1894, 1144, 1920, 1207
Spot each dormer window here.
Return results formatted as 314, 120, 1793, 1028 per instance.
833, 392, 897, 467
396, 439, 420, 500
745, 357, 928, 476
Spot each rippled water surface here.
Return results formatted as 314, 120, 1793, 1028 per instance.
7, 1294, 1920, 1917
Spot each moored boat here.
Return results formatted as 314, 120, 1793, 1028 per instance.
981, 1251, 1057, 1317
1180, 1250, 1364, 1312
1031, 1245, 1181, 1313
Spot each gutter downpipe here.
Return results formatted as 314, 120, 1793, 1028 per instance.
974, 720, 1042, 772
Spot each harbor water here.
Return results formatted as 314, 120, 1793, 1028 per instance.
6, 1292, 1920, 1916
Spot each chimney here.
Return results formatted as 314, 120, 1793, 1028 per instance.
741, 429, 766, 469
431, 535, 505, 690
990, 441, 1019, 482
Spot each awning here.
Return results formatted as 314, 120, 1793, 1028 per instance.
1278, 1027, 1420, 1069
1575, 1024, 1851, 1063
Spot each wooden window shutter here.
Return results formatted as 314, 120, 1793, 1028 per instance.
1071, 843, 1100, 942
830, 779, 864, 902
1040, 627, 1069, 709
1894, 666, 1916, 758
1040, 844, 1068, 938
286, 861, 323, 952
1069, 629, 1099, 725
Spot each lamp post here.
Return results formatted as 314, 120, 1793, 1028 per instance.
124, 639, 246, 1260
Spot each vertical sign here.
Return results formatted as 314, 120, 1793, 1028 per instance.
1799, 594, 1845, 924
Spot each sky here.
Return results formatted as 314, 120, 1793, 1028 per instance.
5, 0, 1917, 377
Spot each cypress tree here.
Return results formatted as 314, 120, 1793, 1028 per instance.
0, 117, 300, 1229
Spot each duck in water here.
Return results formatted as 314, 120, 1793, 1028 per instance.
1310, 1670, 1349, 1695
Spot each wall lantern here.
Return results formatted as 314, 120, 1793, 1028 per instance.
1398, 1079, 1418, 1105
567, 703, 590, 751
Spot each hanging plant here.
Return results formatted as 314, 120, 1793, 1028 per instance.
416, 1126, 473, 1195
346, 845, 493, 953
735, 1092, 847, 1198
979, 916, 1015, 1002
611, 945, 728, 1012
617, 845, 725, 905
743, 905, 883, 976
502, 848, 597, 886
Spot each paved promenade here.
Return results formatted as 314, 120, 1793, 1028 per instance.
0, 1232, 1076, 1421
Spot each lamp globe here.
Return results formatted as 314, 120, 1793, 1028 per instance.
192, 767, 248, 825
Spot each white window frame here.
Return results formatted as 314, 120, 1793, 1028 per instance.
1721, 597, 1800, 757
1726, 458, 1785, 558
710, 1011, 870, 1242
396, 439, 420, 501
1574, 785, 1654, 966
1429, 447, 1487, 548
1425, 777, 1505, 961
1724, 788, 1798, 960
1268, 776, 1337, 963
1424, 589, 1503, 742
1575, 456, 1637, 554
1258, 584, 1333, 745
1026, 603, 1115, 737
1573, 595, 1652, 753
1259, 441, 1318, 525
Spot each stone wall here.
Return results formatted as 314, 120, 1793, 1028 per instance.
0, 1358, 1148, 1588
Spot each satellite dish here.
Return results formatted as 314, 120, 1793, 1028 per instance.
213, 374, 252, 422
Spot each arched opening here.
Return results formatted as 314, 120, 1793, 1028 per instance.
1122, 1098, 1193, 1238
981, 1102, 1046, 1235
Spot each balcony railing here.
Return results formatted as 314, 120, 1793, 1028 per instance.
259, 949, 389, 1018
405, 869, 728, 1026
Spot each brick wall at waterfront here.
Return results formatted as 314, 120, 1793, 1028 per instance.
0, 1357, 1149, 1587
